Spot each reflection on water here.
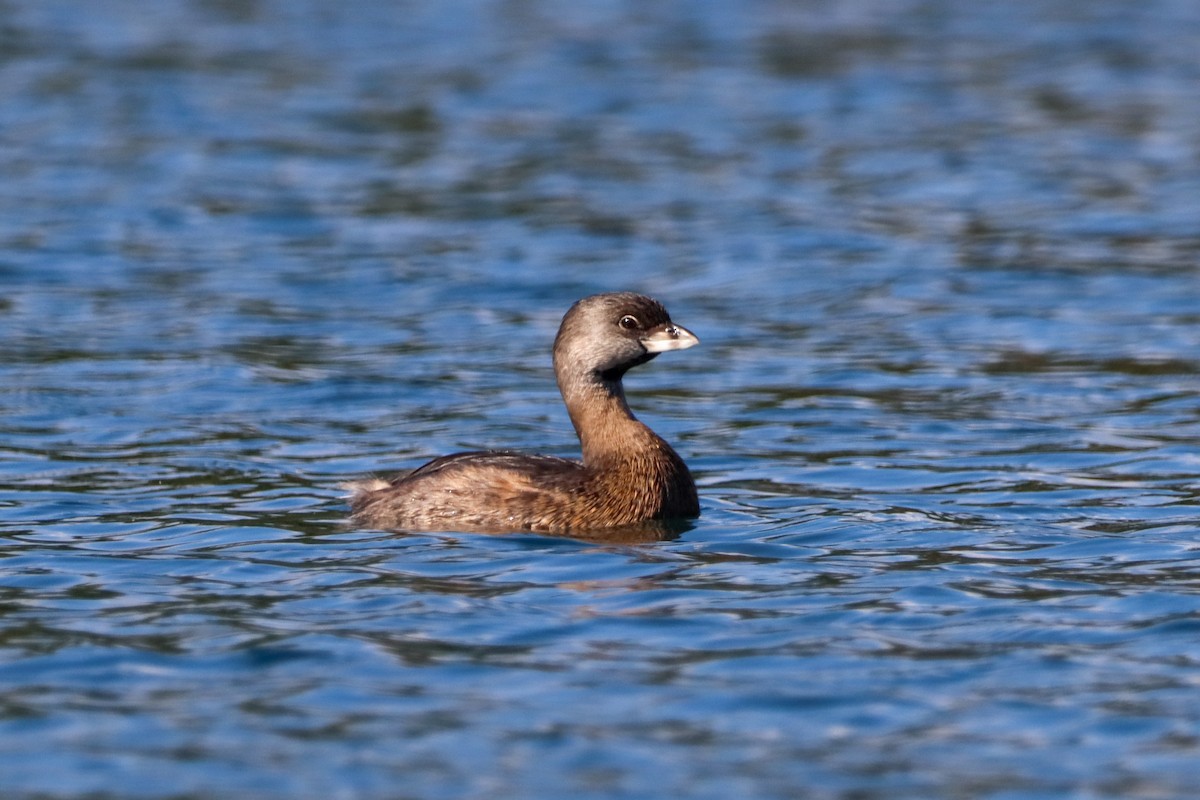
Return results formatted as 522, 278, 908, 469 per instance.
2, 0, 1200, 797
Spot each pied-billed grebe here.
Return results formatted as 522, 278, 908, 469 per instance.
347, 292, 700, 534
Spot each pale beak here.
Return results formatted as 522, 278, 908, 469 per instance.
641, 322, 699, 353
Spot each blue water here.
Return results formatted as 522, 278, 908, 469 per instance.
3, 0, 1200, 797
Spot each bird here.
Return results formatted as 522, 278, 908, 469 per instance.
346, 292, 700, 535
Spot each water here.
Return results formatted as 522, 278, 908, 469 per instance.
3, 0, 1200, 797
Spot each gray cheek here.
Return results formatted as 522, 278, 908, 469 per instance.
579, 337, 638, 373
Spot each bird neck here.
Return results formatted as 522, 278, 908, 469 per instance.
558, 368, 654, 467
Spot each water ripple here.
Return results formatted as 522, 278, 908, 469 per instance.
3, 0, 1200, 798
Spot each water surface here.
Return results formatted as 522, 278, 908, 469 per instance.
2, 1, 1200, 797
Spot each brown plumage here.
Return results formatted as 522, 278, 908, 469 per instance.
346, 292, 700, 535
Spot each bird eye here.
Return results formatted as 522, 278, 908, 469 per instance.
618, 315, 640, 330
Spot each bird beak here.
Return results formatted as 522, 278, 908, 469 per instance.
642, 322, 699, 353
